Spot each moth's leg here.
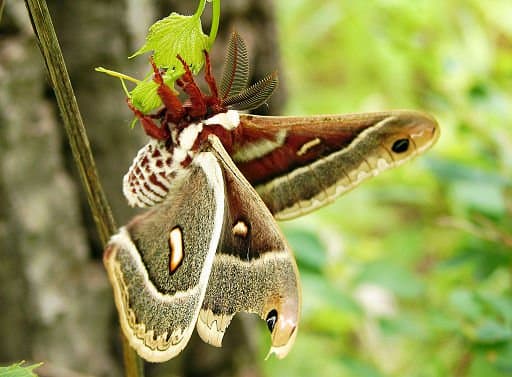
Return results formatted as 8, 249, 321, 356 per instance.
204, 51, 219, 99
203, 50, 226, 114
149, 56, 185, 122
176, 54, 207, 118
127, 99, 170, 140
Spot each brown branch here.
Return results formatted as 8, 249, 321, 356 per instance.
23, 1, 144, 377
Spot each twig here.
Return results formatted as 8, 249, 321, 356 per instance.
23, 1, 144, 377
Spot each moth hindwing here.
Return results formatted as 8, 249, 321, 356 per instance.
104, 134, 300, 362
197, 135, 301, 359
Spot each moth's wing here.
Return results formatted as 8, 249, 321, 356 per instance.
196, 135, 301, 359
122, 140, 175, 208
104, 151, 225, 362
233, 111, 439, 219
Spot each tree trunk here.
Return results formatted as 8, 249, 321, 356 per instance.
0, 3, 119, 376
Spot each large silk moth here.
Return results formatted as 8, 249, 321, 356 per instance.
104, 32, 439, 362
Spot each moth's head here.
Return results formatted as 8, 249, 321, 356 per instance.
263, 294, 300, 360
375, 111, 439, 163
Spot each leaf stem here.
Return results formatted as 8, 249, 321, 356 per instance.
95, 67, 141, 84
23, 1, 144, 377
193, 0, 220, 48
208, 0, 221, 47
95, 67, 140, 96
194, 0, 207, 18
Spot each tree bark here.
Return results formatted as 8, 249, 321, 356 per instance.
0, 3, 117, 376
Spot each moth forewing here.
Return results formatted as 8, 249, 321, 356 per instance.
103, 152, 226, 362
233, 111, 439, 220
196, 135, 302, 359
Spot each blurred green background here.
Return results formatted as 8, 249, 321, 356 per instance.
263, 1, 512, 376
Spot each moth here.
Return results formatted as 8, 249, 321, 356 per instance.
103, 32, 439, 362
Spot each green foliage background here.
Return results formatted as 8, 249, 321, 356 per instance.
263, 1, 512, 376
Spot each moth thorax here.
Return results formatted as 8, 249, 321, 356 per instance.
177, 122, 203, 151
203, 110, 240, 130
168, 226, 184, 274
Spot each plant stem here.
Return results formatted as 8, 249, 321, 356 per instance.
194, 0, 206, 18
208, 0, 221, 47
95, 67, 141, 84
193, 0, 220, 47
23, 1, 144, 377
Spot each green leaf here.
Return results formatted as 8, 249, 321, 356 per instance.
131, 12, 209, 74
451, 181, 506, 216
301, 272, 362, 316
495, 342, 512, 373
474, 321, 512, 344
0, 362, 42, 377
355, 261, 424, 298
469, 353, 508, 377
341, 357, 385, 377
450, 289, 483, 321
129, 69, 184, 113
128, 11, 210, 113
285, 228, 326, 274
477, 293, 512, 323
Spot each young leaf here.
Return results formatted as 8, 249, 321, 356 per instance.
129, 68, 184, 113
0, 362, 42, 377
130, 12, 209, 74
